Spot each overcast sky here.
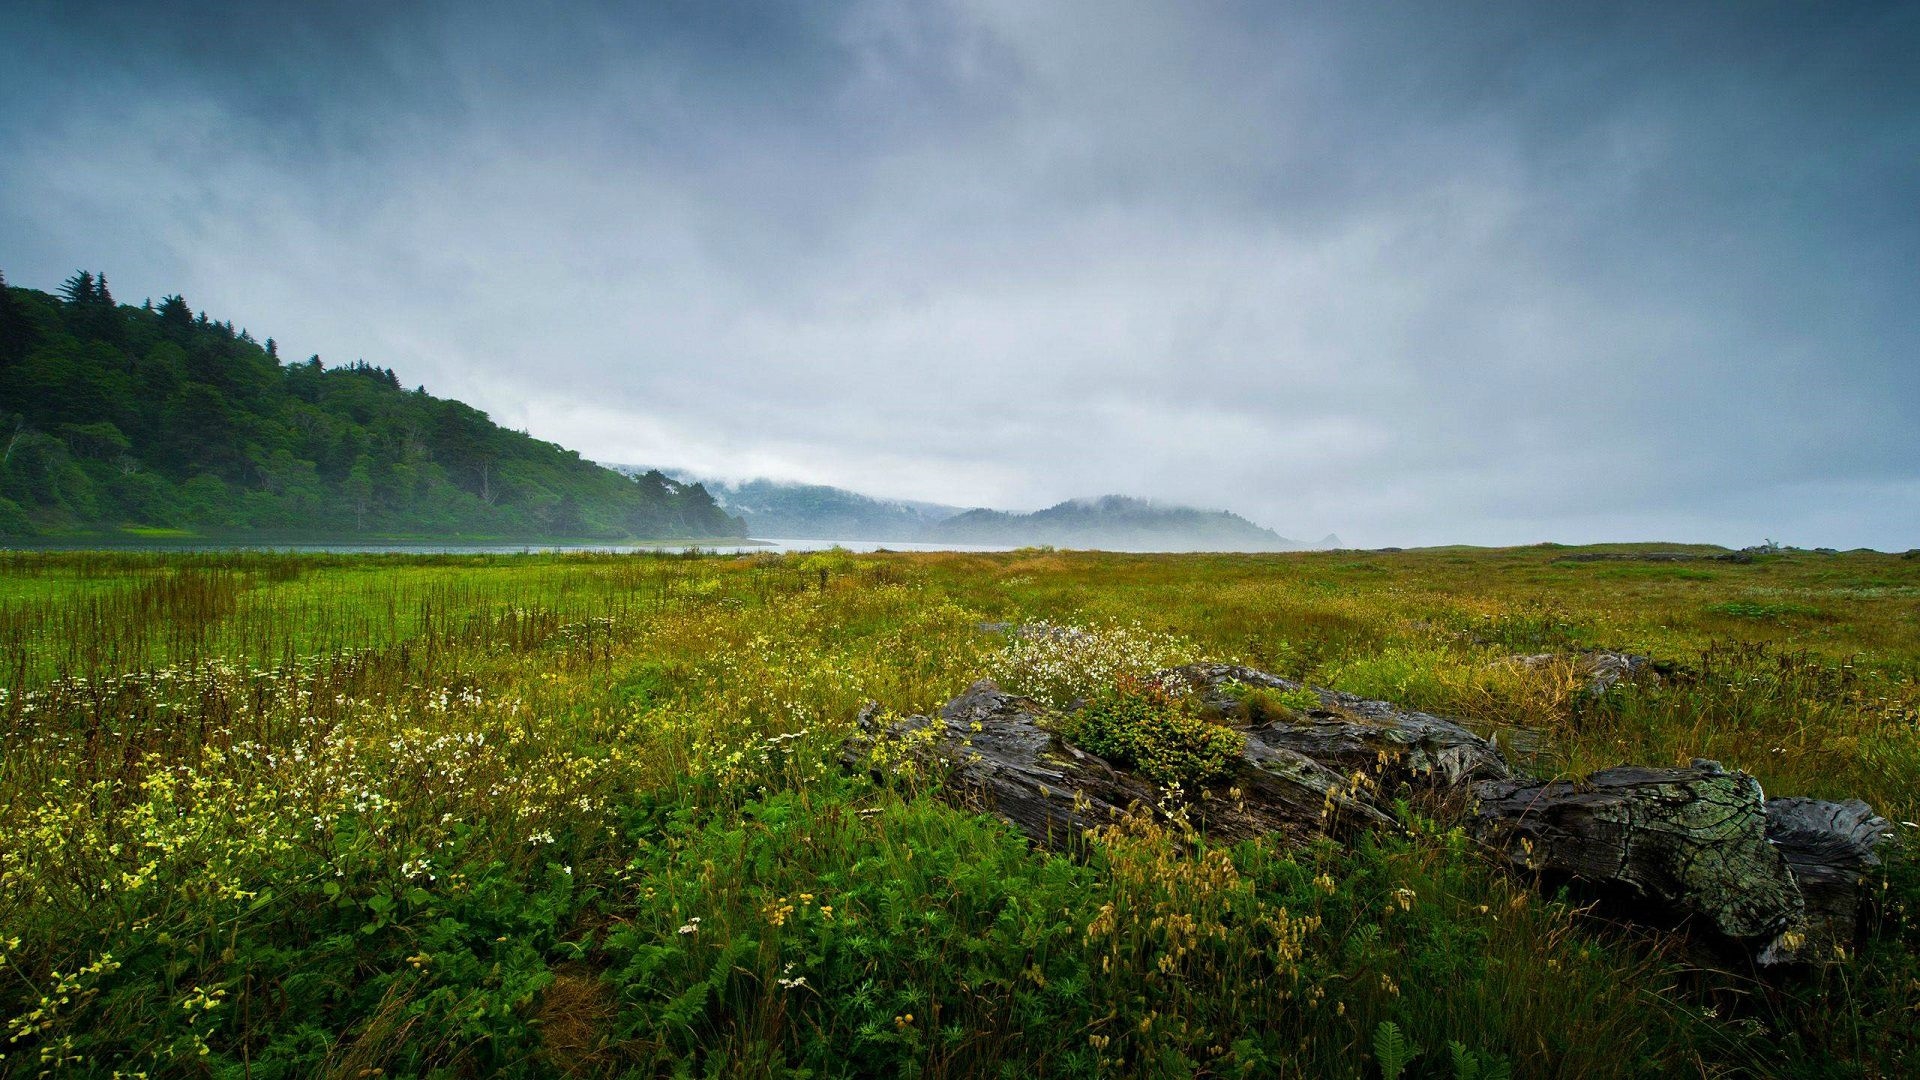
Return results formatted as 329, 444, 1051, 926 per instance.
3, 1, 1915, 547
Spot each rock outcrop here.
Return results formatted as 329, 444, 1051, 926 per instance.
844, 663, 1894, 967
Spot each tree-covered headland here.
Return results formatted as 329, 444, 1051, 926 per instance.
0, 271, 744, 540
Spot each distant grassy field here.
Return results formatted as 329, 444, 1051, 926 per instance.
1, 545, 1915, 1077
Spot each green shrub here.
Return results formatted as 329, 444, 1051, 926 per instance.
1056, 677, 1245, 788
605, 785, 1104, 1077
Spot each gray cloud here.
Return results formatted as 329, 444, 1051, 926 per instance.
3, 0, 1915, 546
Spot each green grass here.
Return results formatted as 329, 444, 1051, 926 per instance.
0, 546, 1915, 1077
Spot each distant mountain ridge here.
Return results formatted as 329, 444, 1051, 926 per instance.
924, 496, 1305, 551
707, 477, 966, 539
612, 469, 1335, 551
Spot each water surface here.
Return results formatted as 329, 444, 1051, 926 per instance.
3, 537, 1019, 555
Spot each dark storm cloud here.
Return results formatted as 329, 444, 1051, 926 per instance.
3, 0, 1915, 546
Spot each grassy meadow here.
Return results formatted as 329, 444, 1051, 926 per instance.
1, 544, 1916, 1078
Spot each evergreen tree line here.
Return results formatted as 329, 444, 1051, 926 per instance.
0, 270, 745, 540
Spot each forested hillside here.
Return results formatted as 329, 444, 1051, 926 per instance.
0, 271, 744, 540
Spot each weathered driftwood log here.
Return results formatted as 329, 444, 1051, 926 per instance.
844, 665, 1892, 965
1759, 797, 1894, 964
1161, 663, 1510, 787
1470, 761, 1805, 947
842, 679, 1394, 851
1471, 766, 1897, 964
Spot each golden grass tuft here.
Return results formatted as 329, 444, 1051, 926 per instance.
533, 963, 619, 1077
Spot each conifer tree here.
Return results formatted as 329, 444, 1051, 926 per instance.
158, 295, 192, 331
60, 270, 96, 305
0, 270, 29, 365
